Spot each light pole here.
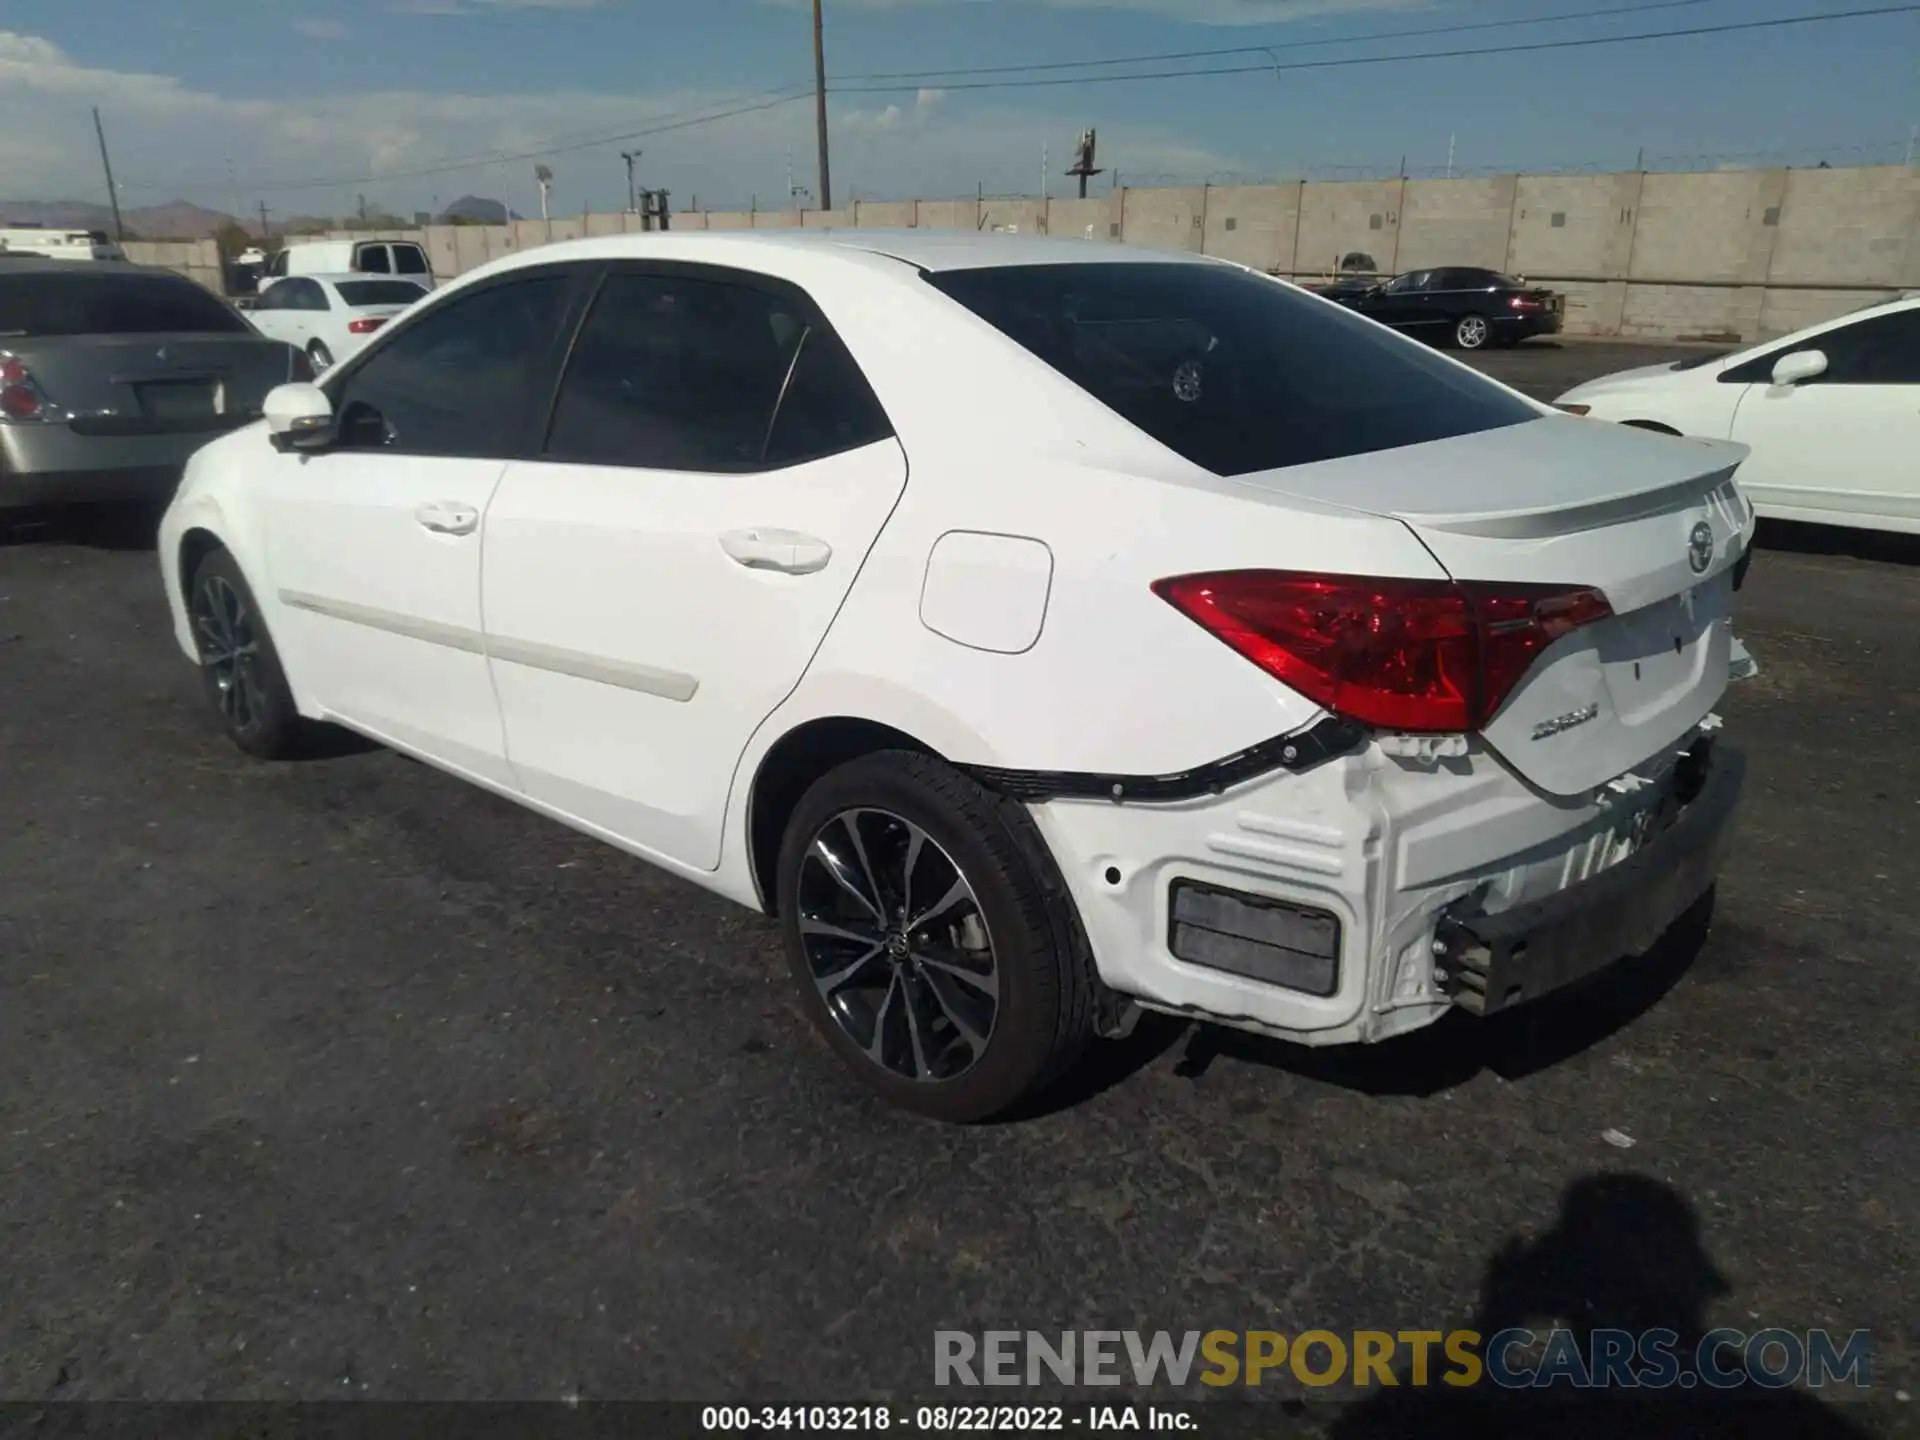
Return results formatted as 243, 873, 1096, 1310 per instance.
621, 151, 640, 214
812, 0, 832, 211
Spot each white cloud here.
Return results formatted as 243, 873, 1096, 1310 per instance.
292, 19, 351, 40
392, 0, 607, 11
0, 30, 1247, 221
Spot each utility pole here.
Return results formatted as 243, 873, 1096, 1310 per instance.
1446, 134, 1455, 180
812, 0, 833, 211
258, 200, 271, 243
621, 151, 640, 214
92, 107, 125, 242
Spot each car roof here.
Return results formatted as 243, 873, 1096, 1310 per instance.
499, 227, 1218, 275
0, 258, 193, 280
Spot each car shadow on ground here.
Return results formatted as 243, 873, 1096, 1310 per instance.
1754, 517, 1920, 567
1026, 889, 1718, 1118
0, 502, 165, 552
1324, 1172, 1879, 1438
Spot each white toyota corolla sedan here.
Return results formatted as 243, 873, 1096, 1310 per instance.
1554, 293, 1920, 536
159, 230, 1755, 1121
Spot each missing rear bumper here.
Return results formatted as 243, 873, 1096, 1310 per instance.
1435, 742, 1745, 1017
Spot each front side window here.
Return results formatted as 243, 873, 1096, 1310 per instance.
356, 244, 392, 274
1723, 308, 1920, 386
928, 262, 1538, 477
327, 276, 570, 457
545, 271, 887, 471
0, 273, 250, 336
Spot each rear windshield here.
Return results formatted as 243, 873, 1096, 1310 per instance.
927, 262, 1537, 477
391, 245, 429, 275
0, 273, 249, 337
336, 280, 427, 307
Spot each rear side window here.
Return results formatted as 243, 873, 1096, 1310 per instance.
392, 245, 429, 276
927, 262, 1537, 477
356, 244, 392, 274
0, 273, 249, 336
337, 280, 429, 308
544, 271, 890, 472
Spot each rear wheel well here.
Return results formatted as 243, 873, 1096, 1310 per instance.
1621, 419, 1682, 435
177, 527, 226, 604
748, 717, 939, 914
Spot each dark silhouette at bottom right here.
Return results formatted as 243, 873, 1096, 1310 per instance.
1330, 1174, 1883, 1439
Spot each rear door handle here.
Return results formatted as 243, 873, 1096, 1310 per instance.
414, 500, 479, 536
719, 528, 833, 575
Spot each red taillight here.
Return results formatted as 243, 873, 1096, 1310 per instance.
347, 316, 387, 334
0, 357, 43, 419
1152, 571, 1612, 734
1510, 295, 1541, 309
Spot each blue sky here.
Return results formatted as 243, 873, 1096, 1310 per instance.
1, 0, 1915, 221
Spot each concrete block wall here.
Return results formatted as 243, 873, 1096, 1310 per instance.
168, 162, 1916, 342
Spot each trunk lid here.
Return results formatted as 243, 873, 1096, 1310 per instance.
10, 333, 295, 436
1237, 415, 1751, 795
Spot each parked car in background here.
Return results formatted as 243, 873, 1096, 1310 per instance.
1555, 293, 1920, 535
265, 238, 435, 290
248, 275, 428, 372
1323, 266, 1564, 350
0, 227, 126, 262
159, 230, 1755, 1121
0, 260, 307, 513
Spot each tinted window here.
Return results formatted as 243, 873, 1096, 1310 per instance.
545, 273, 807, 471
293, 279, 329, 312
392, 245, 430, 276
764, 327, 893, 467
356, 244, 392, 274
929, 262, 1537, 477
1723, 308, 1920, 386
1381, 271, 1427, 295
256, 280, 290, 311
0, 273, 249, 336
1435, 268, 1507, 289
337, 280, 429, 308
328, 277, 569, 457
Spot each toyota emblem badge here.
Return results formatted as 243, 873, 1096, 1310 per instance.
1687, 520, 1715, 575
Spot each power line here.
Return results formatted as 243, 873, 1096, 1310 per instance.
836, 4, 1920, 94
838, 0, 1719, 82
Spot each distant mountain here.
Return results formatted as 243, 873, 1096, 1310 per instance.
0, 198, 243, 240
434, 195, 522, 224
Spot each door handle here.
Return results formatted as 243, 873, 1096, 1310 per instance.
718, 528, 833, 575
414, 500, 479, 536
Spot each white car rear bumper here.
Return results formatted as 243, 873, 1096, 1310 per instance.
1023, 719, 1739, 1046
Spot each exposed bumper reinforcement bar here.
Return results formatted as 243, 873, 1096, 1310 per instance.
1437, 742, 1746, 1018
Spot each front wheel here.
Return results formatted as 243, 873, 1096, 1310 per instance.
775, 751, 1095, 1122
187, 547, 307, 759
1454, 314, 1492, 350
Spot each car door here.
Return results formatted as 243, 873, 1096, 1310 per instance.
480, 264, 908, 870
292, 279, 334, 357
249, 279, 302, 346
1366, 271, 1433, 332
259, 267, 580, 786
1724, 306, 1920, 529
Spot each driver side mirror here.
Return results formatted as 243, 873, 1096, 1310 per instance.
1770, 349, 1827, 388
264, 382, 334, 453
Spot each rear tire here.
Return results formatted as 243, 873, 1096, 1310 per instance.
186, 546, 307, 760
306, 340, 334, 372
1454, 313, 1492, 350
775, 750, 1095, 1122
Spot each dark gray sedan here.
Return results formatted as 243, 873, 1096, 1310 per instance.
1, 259, 308, 511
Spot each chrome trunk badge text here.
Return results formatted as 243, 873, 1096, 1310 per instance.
1531, 703, 1600, 741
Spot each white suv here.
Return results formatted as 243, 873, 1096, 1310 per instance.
158, 231, 1754, 1121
